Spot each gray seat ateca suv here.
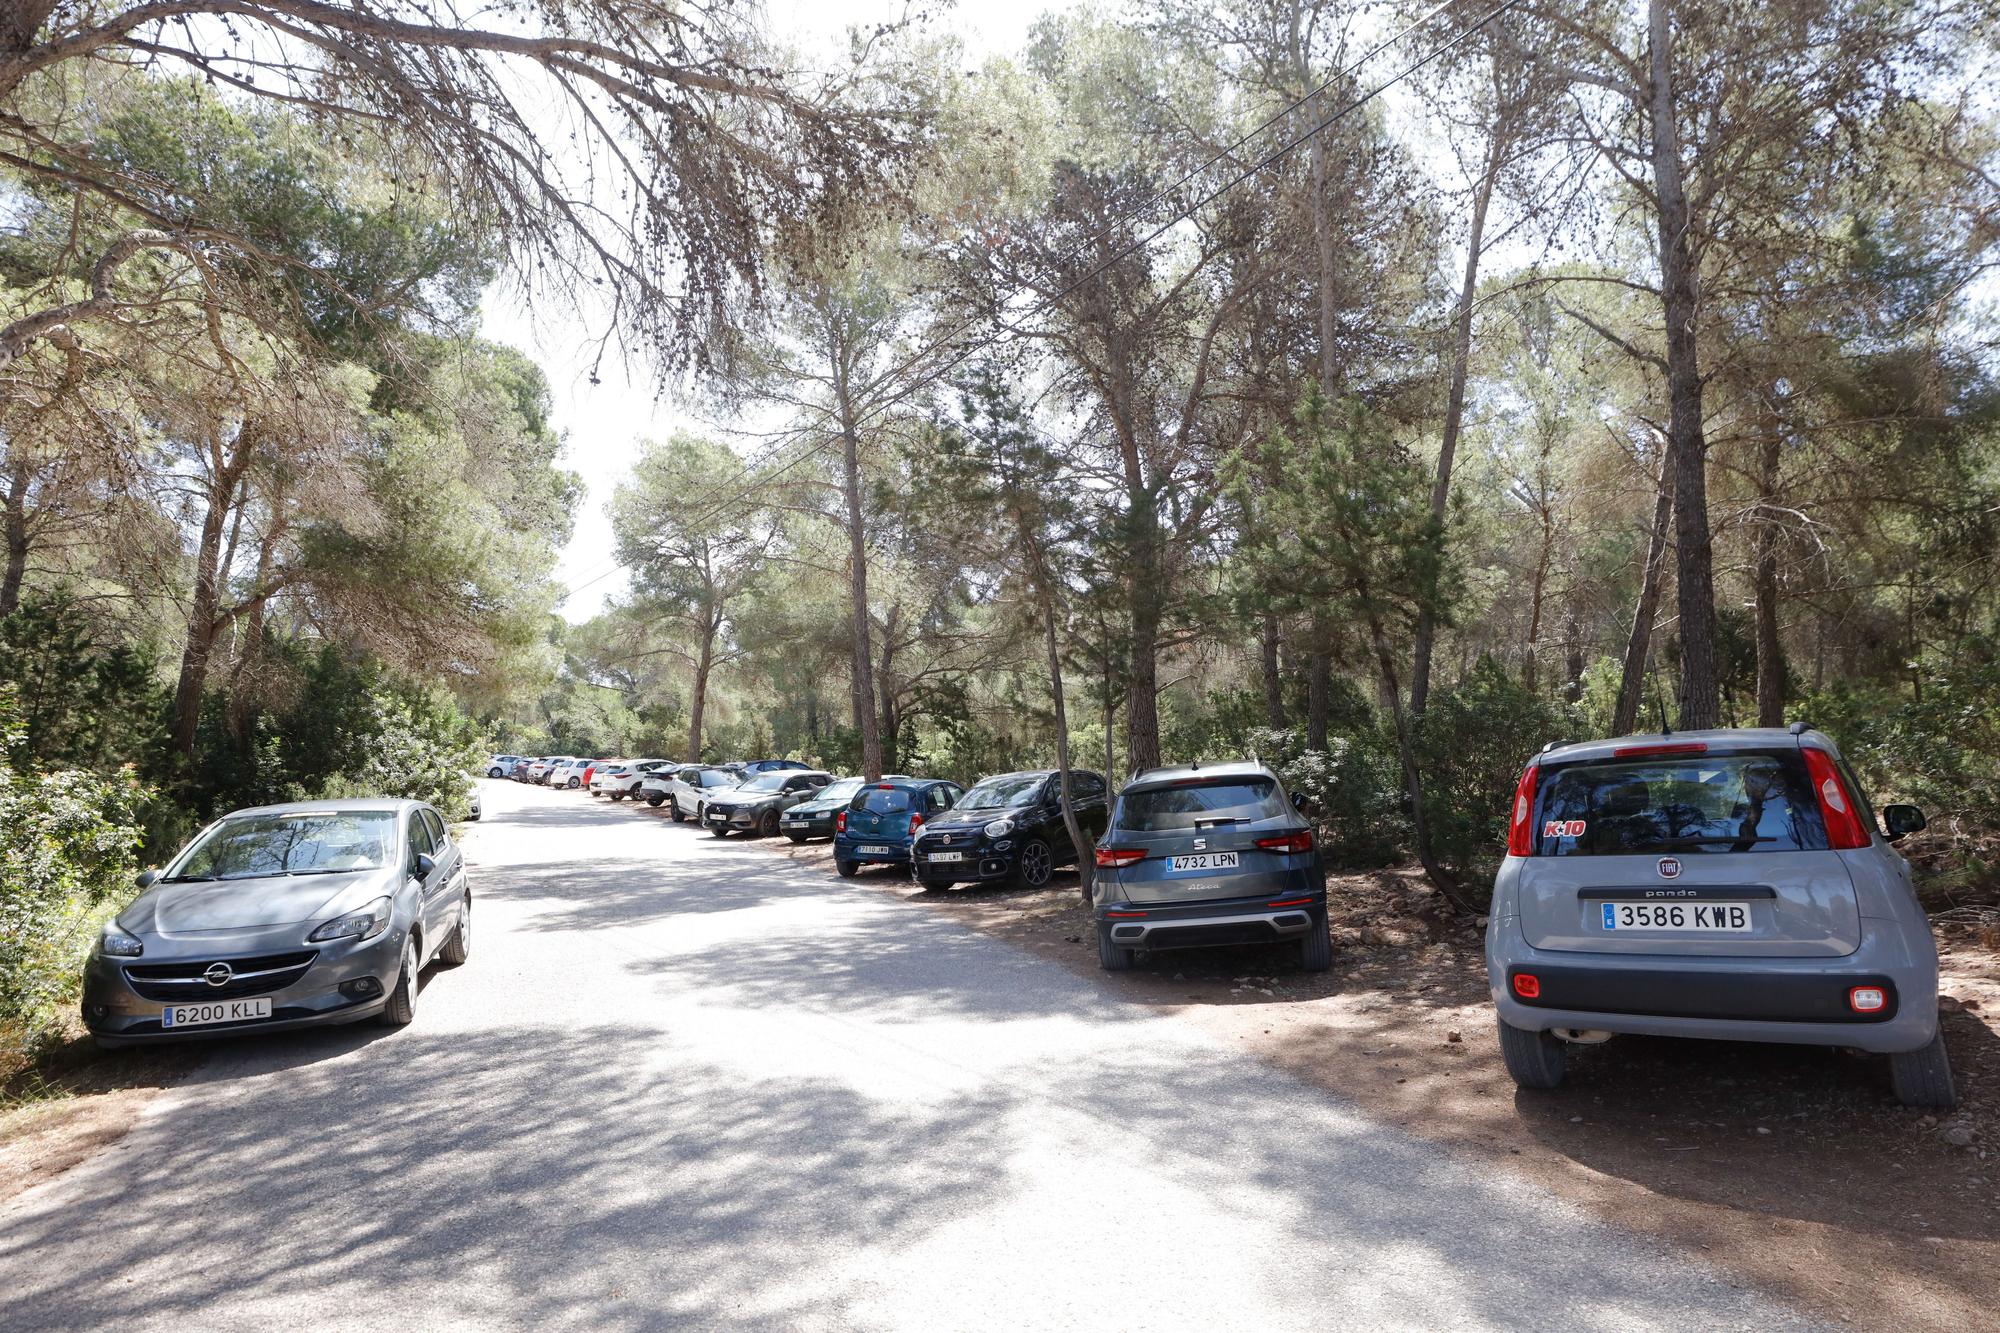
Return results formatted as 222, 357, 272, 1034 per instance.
1487, 725, 1952, 1107
1092, 760, 1331, 973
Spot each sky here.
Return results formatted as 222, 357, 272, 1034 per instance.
478, 0, 1066, 623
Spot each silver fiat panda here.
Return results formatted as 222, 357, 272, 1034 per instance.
1486, 725, 1952, 1107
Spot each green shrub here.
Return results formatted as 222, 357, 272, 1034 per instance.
332, 689, 486, 822
0, 687, 147, 1071
1247, 725, 1407, 869
1415, 657, 1577, 904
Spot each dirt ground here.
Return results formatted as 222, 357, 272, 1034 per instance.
740, 817, 2000, 1333
0, 1034, 203, 1203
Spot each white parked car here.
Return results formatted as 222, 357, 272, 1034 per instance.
549, 758, 594, 789
598, 760, 674, 799
642, 765, 740, 821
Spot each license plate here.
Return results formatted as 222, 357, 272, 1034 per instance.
161, 997, 273, 1028
927, 850, 965, 863
1601, 902, 1752, 932
1167, 852, 1239, 873
859, 845, 892, 855
783, 821, 807, 829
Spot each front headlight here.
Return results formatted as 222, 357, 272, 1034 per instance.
308, 896, 392, 943
984, 818, 1015, 838
100, 927, 144, 958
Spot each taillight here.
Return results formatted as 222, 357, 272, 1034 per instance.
1801, 748, 1869, 849
1507, 764, 1539, 857
1512, 972, 1541, 999
835, 811, 847, 834
1095, 847, 1147, 869
1254, 830, 1315, 854
909, 814, 924, 836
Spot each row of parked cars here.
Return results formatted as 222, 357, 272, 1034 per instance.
519, 723, 1957, 1109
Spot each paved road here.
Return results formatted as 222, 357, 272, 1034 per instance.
0, 780, 1819, 1331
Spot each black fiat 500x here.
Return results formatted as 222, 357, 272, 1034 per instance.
911, 769, 1109, 889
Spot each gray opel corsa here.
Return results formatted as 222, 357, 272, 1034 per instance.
1487, 726, 1952, 1107
1092, 760, 1331, 973
83, 799, 470, 1044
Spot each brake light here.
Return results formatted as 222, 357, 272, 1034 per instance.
1612, 742, 1709, 758
1254, 831, 1315, 854
1801, 748, 1869, 849
1104, 909, 1148, 919
877, 784, 893, 790
835, 811, 847, 834
909, 814, 924, 836
1507, 764, 1539, 857
1267, 896, 1314, 908
1512, 972, 1540, 999
1095, 847, 1147, 868
1849, 985, 1887, 1013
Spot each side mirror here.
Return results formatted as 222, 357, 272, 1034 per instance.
136, 868, 159, 889
1882, 804, 1927, 842
412, 851, 437, 880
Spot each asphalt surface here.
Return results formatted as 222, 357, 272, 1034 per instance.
0, 780, 1822, 1331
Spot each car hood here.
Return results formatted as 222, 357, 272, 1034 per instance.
925, 806, 1022, 833
710, 786, 779, 805
121, 868, 398, 937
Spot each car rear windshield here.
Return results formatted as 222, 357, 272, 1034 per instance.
1534, 750, 1828, 855
853, 787, 914, 814
1115, 778, 1288, 832
169, 811, 397, 880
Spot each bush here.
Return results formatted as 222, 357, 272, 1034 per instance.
330, 689, 486, 822
0, 687, 147, 1072
1415, 657, 1576, 905
1247, 725, 1407, 869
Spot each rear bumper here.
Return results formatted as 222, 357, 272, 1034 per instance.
1488, 916, 1938, 1053
1096, 889, 1324, 953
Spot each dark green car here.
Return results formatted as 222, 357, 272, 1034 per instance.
778, 775, 909, 843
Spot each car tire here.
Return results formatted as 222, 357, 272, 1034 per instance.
1097, 928, 1135, 972
835, 858, 859, 878
649, 793, 666, 809
1017, 837, 1054, 889
786, 834, 807, 845
711, 823, 729, 837
440, 896, 471, 966
758, 809, 780, 838
1298, 918, 1332, 972
487, 767, 504, 778
1496, 1016, 1566, 1090
380, 939, 419, 1026
1889, 1029, 1958, 1109
567, 777, 580, 789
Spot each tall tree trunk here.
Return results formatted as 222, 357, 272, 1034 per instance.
1365, 610, 1476, 914
1306, 618, 1331, 750
1613, 454, 1675, 734
840, 424, 882, 779
1411, 128, 1500, 717
686, 615, 714, 762
1647, 0, 1721, 728
0, 460, 28, 616
1261, 613, 1284, 729
878, 664, 900, 775
1524, 504, 1554, 692
1752, 418, 1787, 726
1310, 123, 1340, 398
1124, 492, 1162, 774
170, 476, 233, 761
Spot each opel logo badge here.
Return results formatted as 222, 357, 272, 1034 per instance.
203, 962, 233, 987
1657, 857, 1683, 879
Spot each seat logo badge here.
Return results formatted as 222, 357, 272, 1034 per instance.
1193, 837, 1207, 851
1656, 857, 1683, 879
203, 962, 233, 987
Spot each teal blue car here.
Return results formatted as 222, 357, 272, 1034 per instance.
833, 778, 963, 876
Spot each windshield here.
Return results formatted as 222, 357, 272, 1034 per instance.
1116, 779, 1288, 832
959, 774, 1045, 809
1533, 751, 1826, 855
168, 812, 396, 880
815, 778, 863, 804
739, 773, 788, 793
